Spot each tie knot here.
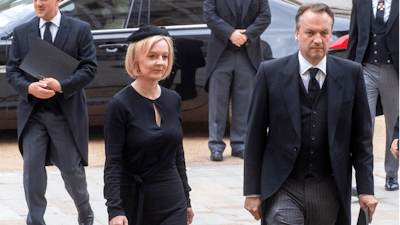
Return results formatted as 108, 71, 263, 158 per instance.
309, 68, 319, 79
45, 22, 52, 28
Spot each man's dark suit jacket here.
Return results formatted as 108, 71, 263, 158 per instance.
244, 53, 374, 224
6, 14, 97, 166
346, 0, 399, 73
203, 0, 271, 92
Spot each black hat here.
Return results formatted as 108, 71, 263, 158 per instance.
126, 25, 170, 42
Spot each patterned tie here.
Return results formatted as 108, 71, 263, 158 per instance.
43, 22, 53, 44
376, 0, 385, 26
308, 68, 320, 103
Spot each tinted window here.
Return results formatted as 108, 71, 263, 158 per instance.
149, 0, 204, 26
60, 0, 131, 30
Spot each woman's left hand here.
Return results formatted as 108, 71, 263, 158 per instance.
187, 207, 194, 224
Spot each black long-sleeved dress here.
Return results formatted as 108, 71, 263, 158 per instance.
104, 85, 191, 225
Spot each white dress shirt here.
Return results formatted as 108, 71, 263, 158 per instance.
39, 11, 61, 42
373, 0, 392, 22
298, 51, 327, 92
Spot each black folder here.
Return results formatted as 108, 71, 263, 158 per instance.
19, 37, 79, 81
357, 206, 369, 225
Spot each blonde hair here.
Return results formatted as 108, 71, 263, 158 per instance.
125, 35, 174, 80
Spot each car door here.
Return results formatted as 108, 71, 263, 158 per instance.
143, 0, 210, 121
60, 0, 136, 126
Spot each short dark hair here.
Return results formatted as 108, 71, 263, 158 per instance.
295, 3, 334, 31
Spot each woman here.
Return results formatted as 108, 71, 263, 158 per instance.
103, 25, 194, 225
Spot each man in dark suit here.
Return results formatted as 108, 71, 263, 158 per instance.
244, 4, 378, 224
203, 0, 270, 161
6, 0, 97, 224
346, 0, 399, 191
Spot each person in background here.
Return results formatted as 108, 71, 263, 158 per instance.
244, 3, 378, 224
203, 0, 271, 161
6, 0, 97, 224
103, 25, 193, 225
346, 0, 399, 191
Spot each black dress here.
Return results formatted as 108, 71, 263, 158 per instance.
104, 85, 191, 225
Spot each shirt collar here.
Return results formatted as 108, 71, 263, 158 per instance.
39, 11, 61, 29
298, 51, 327, 76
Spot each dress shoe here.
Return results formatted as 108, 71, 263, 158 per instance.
231, 150, 244, 159
385, 177, 399, 191
211, 152, 223, 161
78, 205, 94, 225
351, 187, 358, 196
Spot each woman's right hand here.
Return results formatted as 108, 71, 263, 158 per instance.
110, 216, 128, 225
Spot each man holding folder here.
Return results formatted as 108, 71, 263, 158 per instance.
6, 0, 97, 224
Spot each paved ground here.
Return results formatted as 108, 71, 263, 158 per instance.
0, 162, 398, 225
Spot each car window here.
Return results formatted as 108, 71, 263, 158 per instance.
60, 0, 131, 30
150, 0, 204, 26
127, 0, 204, 28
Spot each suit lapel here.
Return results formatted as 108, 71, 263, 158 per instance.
242, 0, 251, 21
280, 53, 301, 140
386, 0, 399, 33
358, 0, 372, 35
225, 0, 236, 17
326, 55, 344, 148
54, 13, 71, 50
27, 18, 40, 49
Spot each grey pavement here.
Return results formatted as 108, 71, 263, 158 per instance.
0, 162, 398, 225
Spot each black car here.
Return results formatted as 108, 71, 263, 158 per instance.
0, 0, 350, 129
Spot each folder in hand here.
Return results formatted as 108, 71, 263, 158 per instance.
357, 206, 369, 225
19, 37, 79, 81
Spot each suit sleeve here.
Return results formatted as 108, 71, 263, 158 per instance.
6, 27, 32, 102
350, 64, 374, 195
244, 64, 269, 196
203, 0, 236, 43
244, 0, 271, 43
346, 0, 358, 61
393, 114, 399, 141
59, 22, 97, 99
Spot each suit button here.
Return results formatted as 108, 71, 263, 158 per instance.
294, 148, 298, 152
388, 60, 391, 63
311, 136, 315, 141
312, 124, 316, 128
374, 51, 377, 54
375, 60, 378, 63
309, 163, 312, 167
313, 110, 317, 115
374, 42, 377, 45
310, 150, 314, 154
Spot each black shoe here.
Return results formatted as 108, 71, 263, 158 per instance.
351, 187, 358, 196
211, 152, 223, 161
385, 177, 399, 191
78, 205, 94, 225
231, 150, 244, 159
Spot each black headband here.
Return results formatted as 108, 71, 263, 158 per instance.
126, 25, 170, 42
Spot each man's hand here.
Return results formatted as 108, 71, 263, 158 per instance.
358, 195, 378, 223
230, 29, 248, 47
244, 197, 261, 220
390, 139, 399, 159
28, 81, 56, 99
187, 207, 194, 224
42, 78, 62, 92
109, 215, 128, 225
